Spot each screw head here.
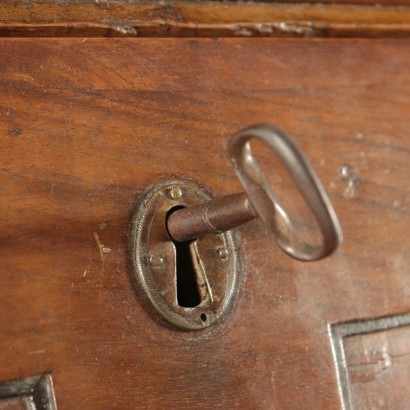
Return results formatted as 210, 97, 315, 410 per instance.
169, 187, 183, 200
217, 248, 228, 260
149, 254, 164, 267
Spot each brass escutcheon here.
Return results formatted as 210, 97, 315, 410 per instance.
131, 180, 240, 330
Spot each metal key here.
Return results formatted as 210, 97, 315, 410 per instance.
167, 124, 342, 261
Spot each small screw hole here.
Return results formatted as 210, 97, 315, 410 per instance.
200, 313, 207, 322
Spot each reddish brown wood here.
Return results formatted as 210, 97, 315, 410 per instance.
0, 38, 409, 408
262, 0, 410, 4
345, 326, 410, 409
1, 2, 410, 38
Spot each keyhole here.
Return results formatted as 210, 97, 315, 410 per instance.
175, 240, 202, 307
167, 207, 202, 308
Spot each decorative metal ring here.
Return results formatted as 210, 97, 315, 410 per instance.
228, 124, 342, 261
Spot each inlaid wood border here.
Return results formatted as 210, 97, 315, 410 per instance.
330, 313, 410, 410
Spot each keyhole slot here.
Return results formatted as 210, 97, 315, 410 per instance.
167, 207, 202, 308
175, 240, 202, 308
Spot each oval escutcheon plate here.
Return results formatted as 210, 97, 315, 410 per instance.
131, 180, 240, 330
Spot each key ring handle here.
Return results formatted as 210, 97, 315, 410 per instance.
229, 124, 342, 261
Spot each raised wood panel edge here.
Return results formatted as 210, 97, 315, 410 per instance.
2, 1, 410, 38
330, 313, 410, 410
0, 374, 57, 410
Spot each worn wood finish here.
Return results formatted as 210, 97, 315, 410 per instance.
0, 398, 32, 410
2, 1, 410, 38
345, 325, 410, 409
261, 0, 410, 4
1, 38, 409, 408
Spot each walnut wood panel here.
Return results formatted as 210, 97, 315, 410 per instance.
345, 324, 410, 409
1, 39, 409, 409
2, 1, 410, 38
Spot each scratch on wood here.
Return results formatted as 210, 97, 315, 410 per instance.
347, 344, 393, 382
94, 232, 111, 262
8, 128, 22, 137
339, 164, 360, 198
233, 21, 316, 37
101, 19, 138, 36
276, 22, 315, 36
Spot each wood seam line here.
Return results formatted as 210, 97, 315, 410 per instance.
2, 2, 410, 38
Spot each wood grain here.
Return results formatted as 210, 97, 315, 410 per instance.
260, 0, 410, 4
1, 38, 409, 408
345, 325, 410, 409
2, 1, 410, 38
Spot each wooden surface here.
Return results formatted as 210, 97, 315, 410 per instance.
345, 325, 410, 409
1, 38, 409, 408
2, 1, 410, 38
261, 0, 410, 4
0, 397, 32, 410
